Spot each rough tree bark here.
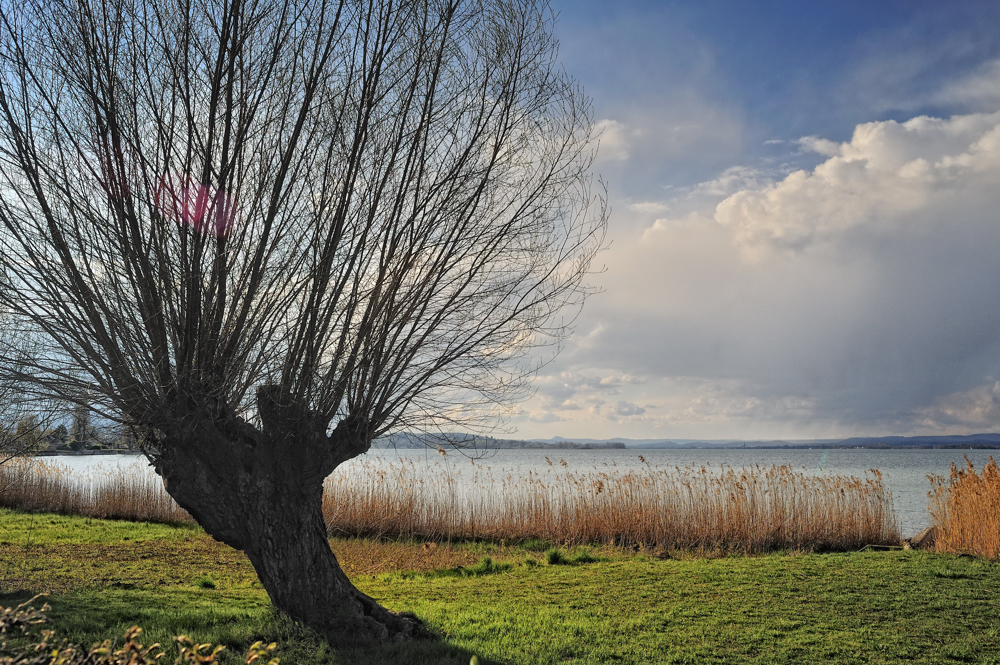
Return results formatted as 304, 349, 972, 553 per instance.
155, 387, 422, 642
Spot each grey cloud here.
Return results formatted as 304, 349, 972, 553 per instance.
914, 382, 1000, 430
613, 401, 646, 417
523, 409, 566, 424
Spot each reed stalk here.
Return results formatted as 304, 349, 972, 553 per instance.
322, 458, 899, 552
0, 457, 189, 523
929, 456, 1000, 560
0, 456, 900, 552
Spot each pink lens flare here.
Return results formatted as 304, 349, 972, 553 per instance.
154, 172, 239, 238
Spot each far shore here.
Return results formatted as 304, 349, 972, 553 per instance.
34, 450, 143, 457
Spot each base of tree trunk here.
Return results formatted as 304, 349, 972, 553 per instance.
321, 585, 426, 647
154, 417, 429, 646
243, 530, 427, 647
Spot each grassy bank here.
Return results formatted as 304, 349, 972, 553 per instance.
2, 509, 999, 664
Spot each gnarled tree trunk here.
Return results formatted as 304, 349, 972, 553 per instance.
153, 389, 422, 644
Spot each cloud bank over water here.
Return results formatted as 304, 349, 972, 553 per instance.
516, 109, 1000, 439
500, 2, 1000, 440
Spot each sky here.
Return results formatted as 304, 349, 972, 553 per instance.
506, 0, 1000, 440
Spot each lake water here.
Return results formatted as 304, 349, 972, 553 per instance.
45, 447, 998, 538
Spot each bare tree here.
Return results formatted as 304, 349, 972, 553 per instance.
0, 307, 51, 469
0, 0, 606, 642
0, 398, 42, 470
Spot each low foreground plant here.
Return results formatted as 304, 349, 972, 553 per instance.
0, 597, 278, 665
930, 456, 1000, 559
3, 514, 1000, 664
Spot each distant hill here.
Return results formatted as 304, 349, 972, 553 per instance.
827, 433, 1000, 449
371, 432, 1000, 451
534, 434, 1000, 449
372, 432, 625, 450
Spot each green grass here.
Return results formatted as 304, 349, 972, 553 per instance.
2, 509, 1000, 664
0, 509, 201, 546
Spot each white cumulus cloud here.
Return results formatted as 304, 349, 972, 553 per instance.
594, 119, 637, 162
716, 111, 1000, 252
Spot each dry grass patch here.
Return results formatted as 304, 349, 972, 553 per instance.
331, 539, 498, 577
0, 511, 500, 595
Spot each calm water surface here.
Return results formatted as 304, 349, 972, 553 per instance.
49, 447, 997, 537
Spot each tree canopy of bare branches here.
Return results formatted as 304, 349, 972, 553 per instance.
0, 0, 605, 642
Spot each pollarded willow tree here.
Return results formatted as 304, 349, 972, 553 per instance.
0, 0, 605, 642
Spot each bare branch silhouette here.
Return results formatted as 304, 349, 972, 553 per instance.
0, 0, 605, 642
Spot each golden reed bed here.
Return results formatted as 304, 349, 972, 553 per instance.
0, 457, 188, 523
1, 454, 901, 553
930, 456, 1000, 560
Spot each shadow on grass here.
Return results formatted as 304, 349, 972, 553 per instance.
0, 588, 493, 665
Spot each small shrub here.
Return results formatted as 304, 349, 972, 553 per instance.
545, 548, 567, 565
519, 539, 552, 552
470, 556, 495, 574
931, 566, 969, 580
541, 548, 596, 565
195, 575, 217, 589
0, 597, 279, 664
446, 557, 511, 578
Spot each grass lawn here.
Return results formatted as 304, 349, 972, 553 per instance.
2, 508, 999, 664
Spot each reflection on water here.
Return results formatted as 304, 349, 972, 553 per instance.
48, 447, 998, 537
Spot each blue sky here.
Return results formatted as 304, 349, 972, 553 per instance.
554, 0, 1000, 187
508, 1, 1000, 440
